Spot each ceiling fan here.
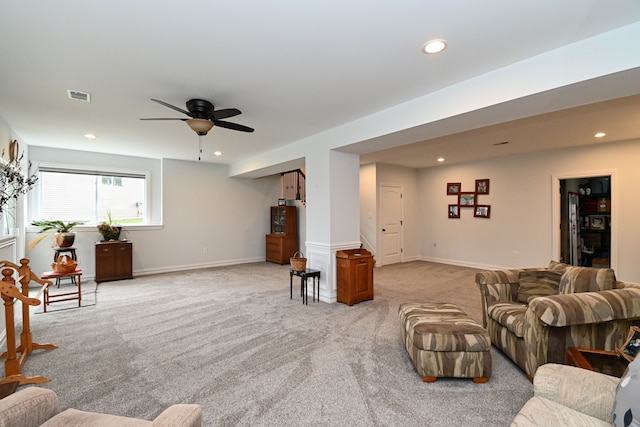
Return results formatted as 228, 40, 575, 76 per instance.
140, 98, 254, 135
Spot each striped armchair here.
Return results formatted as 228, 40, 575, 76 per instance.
476, 261, 640, 379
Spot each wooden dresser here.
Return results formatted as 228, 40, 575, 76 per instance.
95, 240, 133, 283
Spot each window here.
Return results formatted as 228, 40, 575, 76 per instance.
33, 167, 146, 224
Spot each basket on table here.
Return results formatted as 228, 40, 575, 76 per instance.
51, 255, 78, 273
290, 251, 307, 271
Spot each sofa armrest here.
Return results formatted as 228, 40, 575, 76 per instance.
528, 288, 640, 327
616, 280, 640, 290
152, 404, 202, 427
0, 387, 60, 427
533, 363, 619, 422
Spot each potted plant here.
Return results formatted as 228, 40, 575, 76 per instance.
97, 211, 122, 241
0, 140, 38, 235
29, 220, 84, 250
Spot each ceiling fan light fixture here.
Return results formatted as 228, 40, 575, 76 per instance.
186, 118, 214, 135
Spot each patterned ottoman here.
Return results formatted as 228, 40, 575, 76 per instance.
399, 302, 492, 383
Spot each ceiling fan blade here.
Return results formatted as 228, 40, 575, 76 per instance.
140, 118, 187, 121
214, 120, 255, 133
211, 108, 241, 120
150, 99, 191, 116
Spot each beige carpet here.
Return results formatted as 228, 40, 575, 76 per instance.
16, 260, 533, 426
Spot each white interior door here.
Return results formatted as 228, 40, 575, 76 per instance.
380, 184, 403, 265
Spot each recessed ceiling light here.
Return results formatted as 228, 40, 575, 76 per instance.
422, 39, 447, 54
84, 133, 96, 139
437, 157, 445, 162
214, 151, 223, 156
594, 132, 606, 138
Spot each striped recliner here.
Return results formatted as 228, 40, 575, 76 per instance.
476, 261, 640, 378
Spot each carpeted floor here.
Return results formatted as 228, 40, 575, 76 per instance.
15, 261, 533, 426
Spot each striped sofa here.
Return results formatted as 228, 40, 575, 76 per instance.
476, 261, 640, 379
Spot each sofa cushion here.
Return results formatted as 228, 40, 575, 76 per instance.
487, 302, 527, 338
517, 270, 562, 304
559, 266, 615, 294
613, 357, 640, 427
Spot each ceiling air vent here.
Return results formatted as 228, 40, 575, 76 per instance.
67, 90, 91, 102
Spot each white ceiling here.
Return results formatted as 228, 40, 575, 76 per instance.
1, 1, 639, 171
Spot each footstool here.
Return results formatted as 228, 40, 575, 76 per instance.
398, 302, 492, 383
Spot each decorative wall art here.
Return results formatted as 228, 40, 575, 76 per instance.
447, 183, 461, 195
474, 205, 491, 218
476, 179, 490, 194
459, 192, 475, 207
446, 179, 491, 218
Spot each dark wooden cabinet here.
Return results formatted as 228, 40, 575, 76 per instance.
266, 206, 298, 264
95, 241, 133, 283
336, 248, 374, 306
579, 190, 611, 268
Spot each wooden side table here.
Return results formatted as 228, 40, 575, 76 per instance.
40, 269, 83, 313
565, 347, 629, 378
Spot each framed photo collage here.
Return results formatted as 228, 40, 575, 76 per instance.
447, 179, 491, 219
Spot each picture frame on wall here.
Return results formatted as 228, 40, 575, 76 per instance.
459, 192, 476, 207
474, 205, 491, 218
448, 204, 460, 218
447, 182, 461, 195
476, 179, 490, 194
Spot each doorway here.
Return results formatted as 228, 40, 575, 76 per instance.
379, 184, 403, 266
558, 174, 613, 268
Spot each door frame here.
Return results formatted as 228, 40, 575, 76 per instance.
551, 169, 617, 271
378, 183, 404, 267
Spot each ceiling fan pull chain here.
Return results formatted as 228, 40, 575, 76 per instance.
198, 134, 202, 161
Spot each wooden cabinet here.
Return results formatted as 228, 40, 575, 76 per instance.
336, 249, 374, 306
266, 206, 298, 264
95, 241, 133, 283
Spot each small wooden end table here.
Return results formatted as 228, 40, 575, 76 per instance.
565, 347, 629, 378
40, 269, 83, 312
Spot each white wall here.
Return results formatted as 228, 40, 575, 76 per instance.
417, 138, 640, 282
25, 157, 282, 277
359, 163, 376, 254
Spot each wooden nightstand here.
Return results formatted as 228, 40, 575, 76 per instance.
95, 241, 133, 283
